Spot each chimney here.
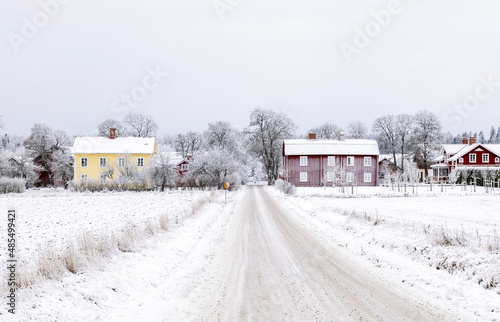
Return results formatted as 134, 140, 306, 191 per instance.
109, 128, 116, 139
308, 133, 317, 140
340, 133, 345, 141
469, 136, 476, 145
462, 137, 468, 144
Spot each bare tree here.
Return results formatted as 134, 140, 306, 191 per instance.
50, 149, 73, 189
373, 115, 397, 165
412, 110, 443, 180
308, 122, 343, 139
347, 120, 368, 139
123, 112, 158, 137
97, 119, 126, 137
205, 121, 240, 150
395, 114, 414, 173
247, 107, 296, 185
190, 147, 239, 189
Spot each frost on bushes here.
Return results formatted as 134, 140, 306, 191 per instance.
275, 179, 296, 195
0, 177, 26, 193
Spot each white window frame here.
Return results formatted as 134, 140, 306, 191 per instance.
327, 156, 335, 167
327, 171, 334, 182
346, 172, 354, 182
364, 157, 371, 167
300, 156, 308, 166
81, 157, 88, 168
118, 157, 125, 167
347, 156, 354, 166
137, 157, 144, 167
482, 153, 489, 163
496, 157, 500, 163
459, 158, 464, 163
181, 164, 189, 171
100, 174, 106, 184
364, 173, 371, 183
300, 172, 308, 182
469, 154, 476, 163
99, 157, 107, 167
81, 174, 88, 184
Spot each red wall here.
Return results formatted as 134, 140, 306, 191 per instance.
457, 147, 500, 166
284, 155, 378, 187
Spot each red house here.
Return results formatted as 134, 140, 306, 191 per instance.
432, 137, 500, 180
282, 134, 380, 187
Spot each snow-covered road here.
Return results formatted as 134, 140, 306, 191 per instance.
195, 186, 454, 321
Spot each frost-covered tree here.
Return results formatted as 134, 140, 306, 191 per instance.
308, 122, 343, 139
175, 131, 202, 158
23, 124, 71, 187
123, 112, 158, 137
478, 131, 485, 144
0, 115, 3, 129
190, 147, 239, 189
150, 145, 178, 191
2, 147, 42, 187
205, 121, 240, 151
347, 120, 368, 139
489, 126, 496, 143
412, 110, 443, 179
247, 108, 295, 185
50, 149, 73, 189
97, 119, 126, 137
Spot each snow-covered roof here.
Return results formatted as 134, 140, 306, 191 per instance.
283, 139, 379, 156
71, 137, 156, 154
156, 152, 186, 165
448, 144, 500, 161
442, 144, 467, 155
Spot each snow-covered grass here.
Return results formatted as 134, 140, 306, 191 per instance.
296, 184, 500, 198
0, 188, 217, 291
272, 187, 500, 320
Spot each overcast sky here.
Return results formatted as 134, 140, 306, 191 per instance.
2, 0, 500, 138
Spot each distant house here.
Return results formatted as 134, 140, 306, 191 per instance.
157, 151, 193, 186
283, 134, 380, 187
71, 128, 156, 186
432, 136, 500, 181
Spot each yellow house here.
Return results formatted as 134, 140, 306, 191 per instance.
71, 130, 156, 186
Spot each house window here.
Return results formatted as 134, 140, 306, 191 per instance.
469, 154, 476, 163
327, 156, 335, 166
181, 164, 189, 171
496, 157, 500, 163
118, 157, 125, 167
81, 174, 88, 184
300, 156, 308, 166
300, 172, 308, 182
100, 157, 107, 167
137, 157, 144, 167
459, 158, 464, 163
327, 172, 334, 182
346, 172, 354, 182
364, 157, 371, 166
482, 153, 489, 163
100, 174, 106, 184
364, 173, 371, 182
81, 157, 88, 167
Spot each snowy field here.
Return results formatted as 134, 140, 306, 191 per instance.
273, 187, 500, 320
0, 188, 218, 290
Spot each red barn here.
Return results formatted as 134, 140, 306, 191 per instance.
282, 134, 380, 187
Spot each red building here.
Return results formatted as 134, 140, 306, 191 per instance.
432, 137, 500, 181
282, 134, 380, 187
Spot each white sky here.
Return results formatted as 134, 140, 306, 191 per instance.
2, 0, 500, 137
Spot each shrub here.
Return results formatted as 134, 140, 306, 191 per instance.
0, 177, 26, 193
275, 179, 296, 195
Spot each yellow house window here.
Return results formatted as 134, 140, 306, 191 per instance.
137, 157, 144, 167
100, 157, 107, 167
81, 157, 88, 167
81, 174, 88, 184
118, 157, 125, 167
